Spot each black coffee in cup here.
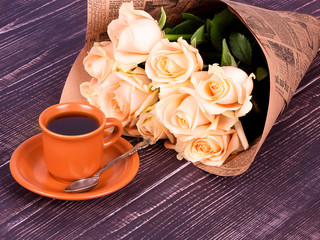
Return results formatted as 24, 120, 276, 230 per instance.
47, 114, 100, 135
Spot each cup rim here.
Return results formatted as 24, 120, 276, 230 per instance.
39, 102, 107, 140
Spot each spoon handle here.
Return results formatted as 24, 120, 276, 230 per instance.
93, 138, 151, 178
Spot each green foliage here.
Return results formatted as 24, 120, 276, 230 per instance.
221, 39, 237, 67
209, 9, 235, 51
191, 25, 205, 47
169, 20, 202, 34
256, 67, 269, 81
229, 32, 252, 65
205, 19, 212, 38
161, 7, 269, 78
164, 13, 204, 41
181, 13, 204, 24
158, 7, 166, 29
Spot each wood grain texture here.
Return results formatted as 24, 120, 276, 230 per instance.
1, 0, 319, 239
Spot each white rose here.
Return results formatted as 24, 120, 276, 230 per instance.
145, 37, 203, 88
107, 2, 163, 66
191, 64, 254, 117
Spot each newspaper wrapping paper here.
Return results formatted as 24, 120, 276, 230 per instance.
60, 0, 320, 176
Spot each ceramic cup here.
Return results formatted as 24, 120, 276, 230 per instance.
39, 102, 123, 182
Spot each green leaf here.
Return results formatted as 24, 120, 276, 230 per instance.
252, 99, 261, 113
163, 22, 175, 29
191, 25, 205, 47
191, 38, 197, 48
165, 34, 193, 41
221, 39, 237, 67
158, 7, 167, 29
210, 9, 235, 51
169, 20, 193, 34
229, 32, 252, 65
163, 28, 171, 34
181, 13, 204, 24
255, 67, 268, 81
169, 19, 203, 34
205, 19, 212, 37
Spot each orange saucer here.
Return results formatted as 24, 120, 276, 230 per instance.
10, 134, 139, 200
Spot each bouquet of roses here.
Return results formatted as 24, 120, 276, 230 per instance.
60, 0, 319, 175
78, 2, 270, 167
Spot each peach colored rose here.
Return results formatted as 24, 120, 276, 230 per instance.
191, 64, 254, 117
107, 2, 163, 66
155, 87, 212, 137
169, 126, 242, 167
136, 109, 175, 144
83, 41, 115, 81
145, 37, 203, 88
79, 78, 101, 108
80, 68, 158, 128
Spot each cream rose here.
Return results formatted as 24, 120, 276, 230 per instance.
136, 109, 175, 144
145, 37, 203, 87
191, 64, 254, 117
80, 68, 158, 128
155, 87, 211, 137
83, 41, 115, 81
107, 2, 163, 66
170, 127, 242, 167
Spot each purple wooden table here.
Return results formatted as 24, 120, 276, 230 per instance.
1, 0, 319, 239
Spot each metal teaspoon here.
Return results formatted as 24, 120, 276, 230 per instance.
64, 138, 150, 193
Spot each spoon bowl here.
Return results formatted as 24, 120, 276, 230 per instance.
64, 139, 150, 193
65, 177, 99, 193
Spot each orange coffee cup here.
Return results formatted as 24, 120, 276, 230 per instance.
39, 102, 123, 182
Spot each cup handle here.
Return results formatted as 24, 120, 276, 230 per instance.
103, 118, 123, 149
